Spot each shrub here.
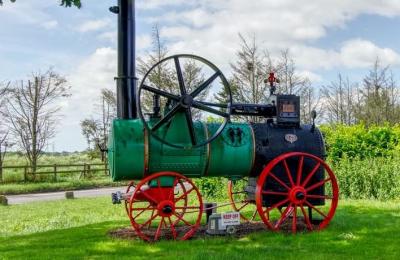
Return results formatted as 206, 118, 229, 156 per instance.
320, 124, 400, 160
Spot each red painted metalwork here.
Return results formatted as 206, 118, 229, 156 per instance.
124, 181, 136, 216
128, 171, 203, 241
227, 178, 258, 221
255, 152, 339, 233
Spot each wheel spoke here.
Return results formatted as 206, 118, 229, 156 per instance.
132, 205, 154, 221
304, 200, 328, 218
300, 205, 313, 231
301, 162, 321, 187
282, 159, 295, 187
174, 57, 186, 95
173, 212, 193, 227
306, 178, 331, 192
168, 177, 179, 200
154, 217, 165, 241
147, 209, 156, 228
269, 172, 291, 190
175, 206, 200, 210
306, 194, 333, 200
192, 101, 229, 118
250, 209, 258, 221
175, 187, 194, 202
237, 201, 250, 211
196, 101, 228, 108
274, 204, 293, 229
292, 205, 297, 233
151, 104, 181, 132
190, 71, 221, 98
264, 198, 290, 214
139, 212, 159, 228
168, 216, 178, 239
296, 156, 304, 185
184, 108, 196, 145
142, 84, 180, 101
262, 191, 289, 196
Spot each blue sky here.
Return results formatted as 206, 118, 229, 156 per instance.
1, 0, 400, 151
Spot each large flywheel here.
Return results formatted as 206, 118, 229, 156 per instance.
138, 54, 232, 149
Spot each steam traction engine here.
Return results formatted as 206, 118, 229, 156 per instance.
108, 1, 338, 242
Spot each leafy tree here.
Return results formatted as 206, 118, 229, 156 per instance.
354, 59, 400, 125
0, 0, 81, 8
81, 89, 116, 161
0, 83, 12, 182
137, 25, 206, 120
2, 69, 71, 179
321, 74, 357, 125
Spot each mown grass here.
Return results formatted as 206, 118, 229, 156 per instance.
1, 197, 399, 259
0, 179, 124, 195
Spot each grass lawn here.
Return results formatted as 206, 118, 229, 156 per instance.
0, 197, 399, 259
0, 179, 124, 195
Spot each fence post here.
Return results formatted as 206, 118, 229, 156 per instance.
54, 164, 57, 181
83, 163, 87, 179
0, 166, 3, 183
24, 166, 27, 182
104, 163, 108, 176
87, 164, 91, 178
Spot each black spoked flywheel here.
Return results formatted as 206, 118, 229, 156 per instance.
137, 54, 232, 149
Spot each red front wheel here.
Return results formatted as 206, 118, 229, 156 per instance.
255, 152, 339, 233
128, 172, 203, 242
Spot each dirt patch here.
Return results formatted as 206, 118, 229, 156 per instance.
108, 222, 269, 241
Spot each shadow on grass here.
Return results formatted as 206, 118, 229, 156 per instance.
1, 201, 399, 259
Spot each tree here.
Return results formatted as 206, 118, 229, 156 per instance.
81, 89, 116, 161
321, 74, 356, 125
355, 59, 400, 125
2, 69, 71, 178
0, 0, 81, 8
216, 35, 313, 123
137, 25, 206, 119
0, 83, 11, 182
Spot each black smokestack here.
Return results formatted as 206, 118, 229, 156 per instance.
112, 0, 137, 119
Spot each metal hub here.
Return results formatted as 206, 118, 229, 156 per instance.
157, 200, 175, 217
180, 94, 193, 108
289, 186, 307, 204
162, 205, 173, 214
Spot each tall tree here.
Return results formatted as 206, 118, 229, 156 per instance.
80, 88, 116, 161
355, 59, 400, 125
0, 83, 11, 182
0, 0, 81, 8
2, 70, 71, 178
321, 74, 356, 125
217, 35, 313, 123
137, 24, 206, 119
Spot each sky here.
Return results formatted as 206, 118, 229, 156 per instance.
1, 0, 400, 152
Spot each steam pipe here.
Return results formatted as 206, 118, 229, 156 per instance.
111, 0, 137, 119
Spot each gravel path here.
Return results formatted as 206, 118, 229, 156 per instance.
5, 186, 126, 205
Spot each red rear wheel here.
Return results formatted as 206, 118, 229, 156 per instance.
128, 172, 203, 242
228, 178, 258, 221
124, 181, 136, 216
255, 152, 339, 233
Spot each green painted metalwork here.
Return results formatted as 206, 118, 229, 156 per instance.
108, 116, 254, 181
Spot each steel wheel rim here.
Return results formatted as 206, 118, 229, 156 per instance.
128, 171, 203, 241
228, 178, 258, 222
255, 152, 339, 233
137, 54, 232, 149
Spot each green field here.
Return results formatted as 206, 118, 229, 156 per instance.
1, 197, 399, 259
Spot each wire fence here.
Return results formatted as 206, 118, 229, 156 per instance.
0, 163, 109, 183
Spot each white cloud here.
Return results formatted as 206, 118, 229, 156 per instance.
340, 39, 400, 68
78, 18, 111, 33
148, 0, 400, 73
292, 39, 400, 70
41, 20, 58, 30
